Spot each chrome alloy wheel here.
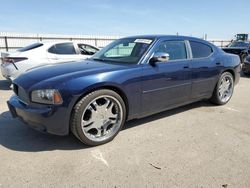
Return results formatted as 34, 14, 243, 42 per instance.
218, 74, 233, 103
81, 95, 123, 142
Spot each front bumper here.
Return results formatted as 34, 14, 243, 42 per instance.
7, 95, 70, 135
242, 63, 250, 74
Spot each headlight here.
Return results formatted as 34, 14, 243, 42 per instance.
31, 89, 63, 104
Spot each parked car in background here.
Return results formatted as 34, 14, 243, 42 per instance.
242, 55, 250, 75
7, 35, 241, 146
222, 41, 250, 63
1, 41, 99, 80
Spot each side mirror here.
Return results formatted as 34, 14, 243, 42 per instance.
150, 52, 170, 64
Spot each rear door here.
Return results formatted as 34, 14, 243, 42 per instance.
47, 42, 82, 63
189, 41, 220, 98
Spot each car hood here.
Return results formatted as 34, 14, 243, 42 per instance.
222, 47, 247, 54
14, 60, 128, 89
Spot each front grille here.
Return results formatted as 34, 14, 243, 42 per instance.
13, 84, 29, 104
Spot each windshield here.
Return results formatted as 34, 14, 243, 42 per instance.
91, 38, 154, 64
228, 42, 249, 48
17, 43, 43, 52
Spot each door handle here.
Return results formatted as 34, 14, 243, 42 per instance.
183, 65, 189, 69
216, 62, 221, 65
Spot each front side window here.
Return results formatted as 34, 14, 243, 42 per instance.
48, 43, 76, 55
190, 41, 213, 58
91, 38, 154, 64
154, 40, 187, 61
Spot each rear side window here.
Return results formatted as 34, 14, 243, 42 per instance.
18, 43, 43, 52
48, 43, 76, 54
190, 41, 213, 58
155, 40, 187, 60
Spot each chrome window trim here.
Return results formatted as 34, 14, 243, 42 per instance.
143, 39, 189, 64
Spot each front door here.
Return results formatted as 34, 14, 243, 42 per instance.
141, 40, 192, 114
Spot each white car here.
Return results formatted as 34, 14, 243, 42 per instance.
1, 41, 99, 80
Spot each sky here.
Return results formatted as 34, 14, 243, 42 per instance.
0, 0, 249, 39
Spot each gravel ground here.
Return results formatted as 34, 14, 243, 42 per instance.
0, 74, 250, 188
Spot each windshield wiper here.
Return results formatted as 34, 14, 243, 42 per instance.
92, 58, 106, 62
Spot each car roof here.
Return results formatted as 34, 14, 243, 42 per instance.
123, 34, 206, 41
122, 35, 215, 46
38, 41, 98, 47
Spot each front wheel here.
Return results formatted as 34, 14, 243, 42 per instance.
70, 89, 126, 146
210, 72, 234, 105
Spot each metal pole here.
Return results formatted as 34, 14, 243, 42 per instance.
94, 38, 97, 47
4, 36, 9, 52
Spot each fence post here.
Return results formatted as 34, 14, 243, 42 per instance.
4, 36, 9, 52
94, 38, 97, 47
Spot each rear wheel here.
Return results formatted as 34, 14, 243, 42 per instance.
210, 72, 234, 105
70, 89, 126, 146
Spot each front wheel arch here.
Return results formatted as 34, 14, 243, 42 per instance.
69, 85, 129, 125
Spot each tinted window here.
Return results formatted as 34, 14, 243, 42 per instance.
18, 43, 43, 52
48, 43, 76, 54
78, 44, 99, 55
190, 41, 213, 58
155, 41, 187, 60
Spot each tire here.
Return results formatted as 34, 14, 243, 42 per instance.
242, 71, 250, 76
70, 89, 126, 146
210, 72, 234, 105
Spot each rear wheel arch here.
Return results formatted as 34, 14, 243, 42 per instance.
222, 69, 235, 81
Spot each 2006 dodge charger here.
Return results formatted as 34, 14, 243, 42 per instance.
7, 35, 241, 146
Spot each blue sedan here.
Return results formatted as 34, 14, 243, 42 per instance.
7, 35, 241, 146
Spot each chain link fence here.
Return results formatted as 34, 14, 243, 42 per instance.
0, 32, 233, 52
0, 32, 121, 52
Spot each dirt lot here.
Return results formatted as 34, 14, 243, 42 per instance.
0, 74, 250, 188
